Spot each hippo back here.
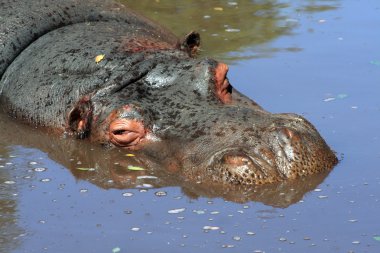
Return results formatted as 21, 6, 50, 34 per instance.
0, 0, 177, 79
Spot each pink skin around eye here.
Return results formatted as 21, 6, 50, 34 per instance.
109, 118, 146, 149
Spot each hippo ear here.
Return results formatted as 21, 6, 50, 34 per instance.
67, 98, 93, 139
179, 31, 200, 57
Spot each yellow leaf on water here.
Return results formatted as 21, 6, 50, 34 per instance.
95, 54, 105, 63
214, 7, 224, 11
127, 165, 145, 171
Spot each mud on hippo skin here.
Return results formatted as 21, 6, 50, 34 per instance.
0, 0, 337, 186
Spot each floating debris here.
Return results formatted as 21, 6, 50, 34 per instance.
323, 97, 336, 102
193, 210, 205, 215
131, 227, 141, 232
370, 60, 380, 66
4, 180, 16, 185
34, 167, 47, 172
40, 178, 51, 183
168, 208, 185, 214
155, 191, 167, 197
228, 2, 238, 6
122, 192, 134, 197
127, 165, 145, 171
225, 28, 240, 33
214, 7, 223, 11
126, 154, 135, 157
337, 93, 348, 99
203, 226, 220, 231
233, 236, 241, 241
112, 247, 121, 253
137, 176, 158, 180
76, 167, 95, 171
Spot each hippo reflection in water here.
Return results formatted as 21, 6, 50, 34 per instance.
0, 0, 337, 185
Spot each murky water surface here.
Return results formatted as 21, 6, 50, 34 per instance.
1, 0, 380, 252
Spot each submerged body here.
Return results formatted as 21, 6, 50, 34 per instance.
0, 0, 337, 185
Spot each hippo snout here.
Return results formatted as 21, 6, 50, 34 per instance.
205, 114, 337, 185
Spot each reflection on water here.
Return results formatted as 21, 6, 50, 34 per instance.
0, 111, 329, 208
0, 147, 23, 252
122, 0, 339, 60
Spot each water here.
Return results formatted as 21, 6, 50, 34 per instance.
1, 0, 380, 252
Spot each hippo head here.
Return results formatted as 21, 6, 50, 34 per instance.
67, 49, 337, 185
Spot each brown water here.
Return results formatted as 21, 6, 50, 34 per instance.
1, 0, 380, 252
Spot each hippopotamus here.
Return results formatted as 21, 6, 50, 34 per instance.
0, 0, 337, 185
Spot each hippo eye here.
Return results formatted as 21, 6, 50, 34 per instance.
112, 129, 127, 136
109, 119, 146, 149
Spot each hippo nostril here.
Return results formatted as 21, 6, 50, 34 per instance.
281, 128, 293, 139
276, 127, 301, 144
223, 154, 251, 166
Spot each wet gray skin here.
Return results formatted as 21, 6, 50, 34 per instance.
0, 0, 337, 185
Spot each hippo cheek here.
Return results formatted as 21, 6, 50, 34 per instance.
109, 119, 147, 149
